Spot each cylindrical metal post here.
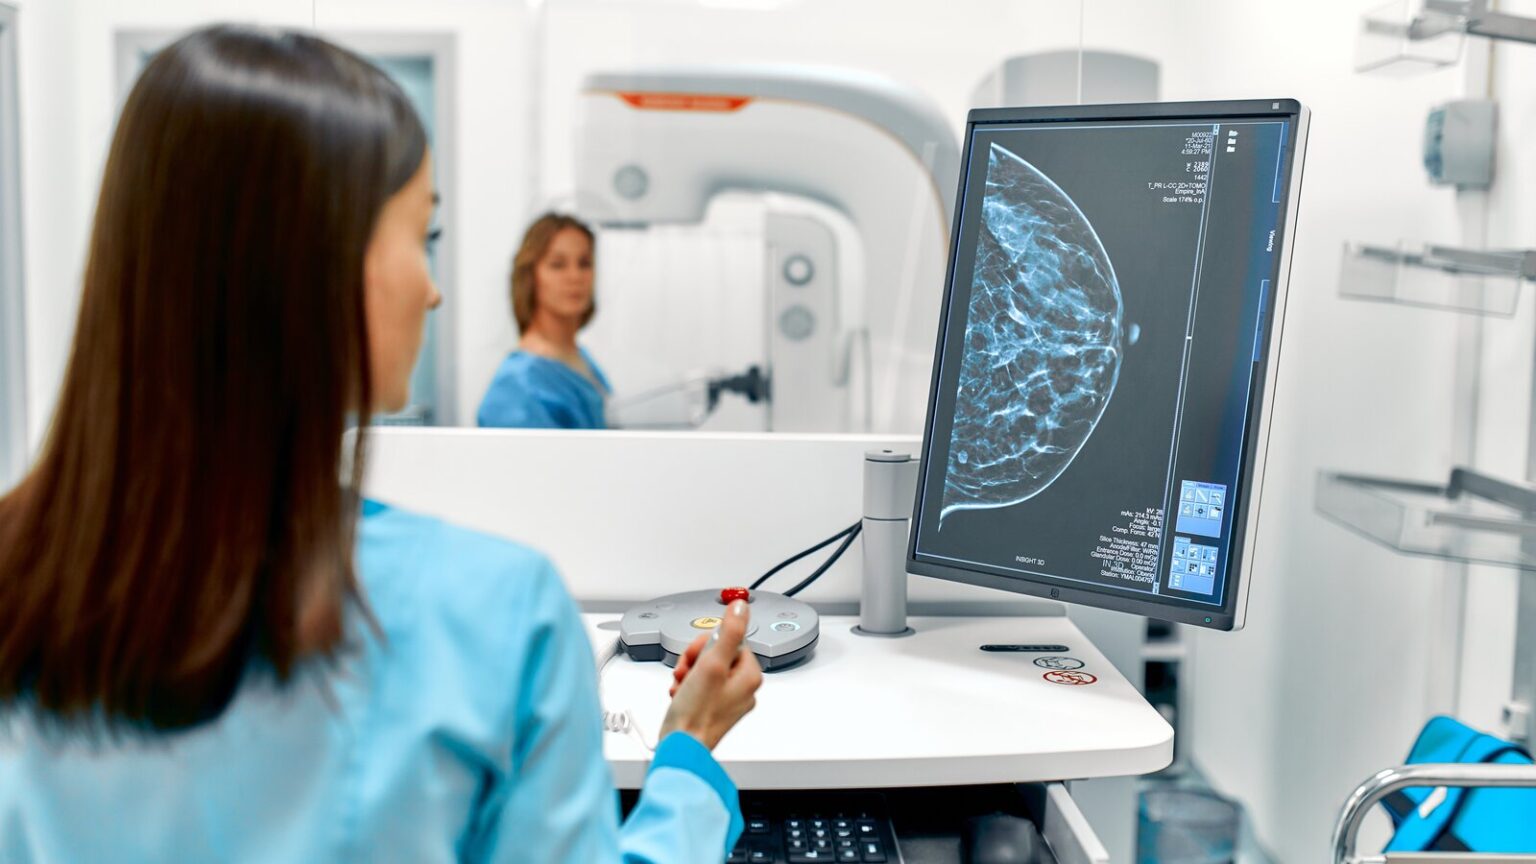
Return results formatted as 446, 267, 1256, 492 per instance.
854, 449, 919, 637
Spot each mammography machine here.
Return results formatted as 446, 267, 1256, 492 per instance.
574, 66, 960, 433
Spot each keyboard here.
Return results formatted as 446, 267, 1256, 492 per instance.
730, 793, 903, 863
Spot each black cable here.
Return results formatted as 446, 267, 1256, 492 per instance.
748, 521, 860, 590
782, 522, 862, 598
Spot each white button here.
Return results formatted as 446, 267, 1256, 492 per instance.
783, 255, 814, 285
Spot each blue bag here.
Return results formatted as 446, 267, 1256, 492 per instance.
1381, 716, 1536, 854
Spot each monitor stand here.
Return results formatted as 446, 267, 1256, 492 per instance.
854, 449, 919, 638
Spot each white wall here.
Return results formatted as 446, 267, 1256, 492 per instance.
15, 0, 81, 451
1170, 1, 1535, 860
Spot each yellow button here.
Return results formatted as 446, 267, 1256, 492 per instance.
690, 616, 722, 629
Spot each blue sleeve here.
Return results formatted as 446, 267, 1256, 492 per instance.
478, 559, 741, 864
629, 732, 744, 855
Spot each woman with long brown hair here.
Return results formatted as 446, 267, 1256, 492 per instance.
0, 25, 759, 862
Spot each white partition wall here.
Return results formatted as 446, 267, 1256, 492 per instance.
360, 428, 1068, 613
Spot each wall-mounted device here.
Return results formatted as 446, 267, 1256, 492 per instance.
1423, 99, 1497, 189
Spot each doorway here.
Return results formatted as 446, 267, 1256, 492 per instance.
0, 2, 27, 489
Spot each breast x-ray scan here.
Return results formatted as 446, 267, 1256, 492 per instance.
911, 101, 1308, 630
942, 142, 1125, 521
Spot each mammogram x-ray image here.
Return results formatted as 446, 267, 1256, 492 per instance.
942, 143, 1123, 521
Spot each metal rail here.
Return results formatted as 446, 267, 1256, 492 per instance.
1333, 763, 1536, 864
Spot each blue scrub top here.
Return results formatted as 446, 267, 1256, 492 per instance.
478, 347, 611, 430
0, 501, 742, 863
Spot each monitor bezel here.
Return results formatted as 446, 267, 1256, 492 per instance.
906, 98, 1310, 632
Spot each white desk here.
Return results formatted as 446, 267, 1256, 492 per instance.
587, 613, 1173, 790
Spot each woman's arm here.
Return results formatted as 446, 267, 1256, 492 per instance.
475, 560, 742, 863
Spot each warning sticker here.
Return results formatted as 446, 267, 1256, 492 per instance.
1033, 656, 1086, 671
1043, 670, 1098, 686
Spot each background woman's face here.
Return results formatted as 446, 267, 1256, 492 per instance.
533, 227, 594, 322
364, 153, 441, 414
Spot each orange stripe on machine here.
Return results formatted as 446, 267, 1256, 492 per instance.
616, 92, 753, 112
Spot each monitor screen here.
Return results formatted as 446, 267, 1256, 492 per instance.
908, 100, 1308, 630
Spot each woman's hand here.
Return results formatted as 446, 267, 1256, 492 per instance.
659, 600, 763, 750
667, 635, 707, 700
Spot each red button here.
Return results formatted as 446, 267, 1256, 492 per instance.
719, 587, 751, 605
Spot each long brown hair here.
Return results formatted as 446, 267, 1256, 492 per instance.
0, 26, 426, 732
510, 212, 596, 333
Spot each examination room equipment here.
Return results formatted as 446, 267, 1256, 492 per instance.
364, 96, 1309, 863
574, 66, 960, 434
618, 587, 821, 671
909, 99, 1309, 632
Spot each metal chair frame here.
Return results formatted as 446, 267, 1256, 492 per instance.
1333, 763, 1536, 863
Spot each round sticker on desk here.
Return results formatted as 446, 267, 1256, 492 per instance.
1033, 656, 1085, 671
1043, 670, 1098, 686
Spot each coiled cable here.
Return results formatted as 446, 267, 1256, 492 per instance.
596, 637, 657, 751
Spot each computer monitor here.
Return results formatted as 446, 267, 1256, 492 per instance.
908, 99, 1308, 630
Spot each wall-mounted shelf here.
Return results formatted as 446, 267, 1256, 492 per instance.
1356, 0, 1466, 73
1321, 467, 1536, 743
1315, 468, 1536, 570
1339, 242, 1536, 316
1357, 0, 1536, 73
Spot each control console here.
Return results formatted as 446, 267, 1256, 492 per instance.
619, 588, 819, 671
